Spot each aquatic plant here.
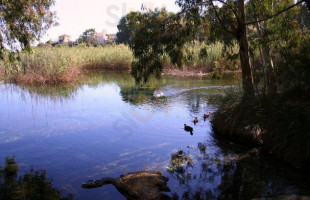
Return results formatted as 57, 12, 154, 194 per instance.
0, 157, 73, 200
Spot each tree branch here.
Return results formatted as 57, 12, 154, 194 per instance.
210, 1, 235, 35
246, 0, 305, 25
214, 0, 240, 20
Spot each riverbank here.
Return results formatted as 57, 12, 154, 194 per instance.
212, 88, 310, 169
0, 42, 238, 85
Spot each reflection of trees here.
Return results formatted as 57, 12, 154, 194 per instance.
167, 141, 309, 200
184, 91, 202, 114
120, 87, 170, 107
120, 87, 155, 105
21, 84, 80, 99
0, 157, 73, 200
12, 71, 240, 111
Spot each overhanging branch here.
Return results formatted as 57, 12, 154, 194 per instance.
246, 0, 305, 25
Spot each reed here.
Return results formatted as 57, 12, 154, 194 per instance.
0, 42, 234, 85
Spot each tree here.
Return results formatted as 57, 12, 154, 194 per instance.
129, 8, 191, 82
0, 0, 55, 59
129, 1, 256, 99
76, 28, 99, 46
116, 16, 131, 44
129, 0, 308, 99
247, 0, 294, 98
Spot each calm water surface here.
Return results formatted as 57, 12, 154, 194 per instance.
0, 71, 309, 200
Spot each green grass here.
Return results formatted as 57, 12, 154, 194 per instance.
162, 42, 239, 78
0, 42, 236, 85
0, 44, 133, 84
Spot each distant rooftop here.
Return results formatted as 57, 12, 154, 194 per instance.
59, 34, 71, 37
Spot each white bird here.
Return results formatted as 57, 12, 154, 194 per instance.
155, 92, 163, 98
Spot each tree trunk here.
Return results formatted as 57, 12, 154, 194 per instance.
306, 0, 310, 12
237, 0, 255, 100
258, 47, 267, 95
255, 21, 277, 98
261, 46, 277, 98
255, 21, 267, 95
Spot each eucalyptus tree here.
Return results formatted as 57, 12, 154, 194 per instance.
130, 0, 257, 99
116, 12, 145, 44
0, 0, 55, 60
247, 0, 310, 96
129, 0, 309, 100
247, 0, 298, 97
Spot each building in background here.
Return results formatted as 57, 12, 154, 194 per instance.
106, 34, 116, 43
95, 30, 107, 44
58, 34, 71, 43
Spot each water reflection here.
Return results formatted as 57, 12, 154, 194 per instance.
0, 157, 73, 200
8, 71, 240, 106
165, 137, 310, 200
1, 71, 308, 200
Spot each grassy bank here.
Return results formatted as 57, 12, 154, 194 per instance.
0, 42, 237, 85
0, 44, 133, 84
212, 88, 310, 169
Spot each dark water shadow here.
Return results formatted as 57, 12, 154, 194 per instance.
165, 136, 310, 200
0, 157, 73, 200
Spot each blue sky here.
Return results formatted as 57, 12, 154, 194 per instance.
41, 0, 180, 42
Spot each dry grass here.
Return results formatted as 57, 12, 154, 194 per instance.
0, 44, 133, 84
0, 42, 236, 85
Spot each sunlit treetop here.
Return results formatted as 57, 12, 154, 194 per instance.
0, 0, 56, 59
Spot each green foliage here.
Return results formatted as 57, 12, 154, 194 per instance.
277, 30, 310, 89
0, 0, 55, 59
0, 42, 231, 84
297, 4, 310, 29
0, 45, 133, 84
129, 8, 200, 83
76, 28, 99, 46
116, 12, 144, 44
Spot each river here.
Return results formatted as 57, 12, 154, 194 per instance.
0, 71, 309, 200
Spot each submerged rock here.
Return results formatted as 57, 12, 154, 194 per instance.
82, 171, 171, 200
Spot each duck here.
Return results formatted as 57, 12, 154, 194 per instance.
184, 124, 193, 134
155, 92, 163, 98
203, 113, 211, 120
193, 117, 198, 124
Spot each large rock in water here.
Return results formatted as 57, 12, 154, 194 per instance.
82, 171, 171, 200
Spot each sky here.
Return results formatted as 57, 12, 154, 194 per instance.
40, 0, 180, 42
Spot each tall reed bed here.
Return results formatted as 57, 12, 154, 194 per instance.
162, 42, 239, 72
0, 42, 236, 85
1, 44, 133, 84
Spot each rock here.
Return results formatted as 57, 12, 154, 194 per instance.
198, 143, 206, 152
248, 148, 261, 156
175, 166, 185, 174
82, 171, 171, 200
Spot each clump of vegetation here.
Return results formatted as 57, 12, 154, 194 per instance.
0, 157, 73, 200
212, 88, 310, 168
162, 42, 239, 75
123, 1, 310, 169
0, 42, 236, 84
0, 45, 133, 84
